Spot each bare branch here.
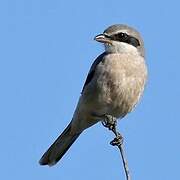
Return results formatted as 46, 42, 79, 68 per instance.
102, 115, 131, 180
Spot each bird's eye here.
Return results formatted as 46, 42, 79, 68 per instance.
117, 32, 128, 39
111, 32, 128, 42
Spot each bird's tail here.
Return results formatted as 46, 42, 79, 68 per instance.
39, 123, 81, 166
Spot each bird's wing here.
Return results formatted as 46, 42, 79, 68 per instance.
81, 52, 107, 93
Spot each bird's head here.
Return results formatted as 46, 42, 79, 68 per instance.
94, 24, 145, 57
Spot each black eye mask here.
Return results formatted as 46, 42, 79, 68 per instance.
108, 32, 140, 47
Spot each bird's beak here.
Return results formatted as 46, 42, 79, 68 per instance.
94, 34, 112, 44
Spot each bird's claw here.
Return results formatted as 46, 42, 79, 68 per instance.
101, 115, 117, 131
101, 114, 124, 146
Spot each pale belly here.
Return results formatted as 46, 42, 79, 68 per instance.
82, 53, 147, 119
72, 53, 147, 132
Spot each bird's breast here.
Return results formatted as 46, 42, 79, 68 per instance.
95, 53, 147, 117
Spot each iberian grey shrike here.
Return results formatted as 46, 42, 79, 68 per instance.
39, 24, 148, 166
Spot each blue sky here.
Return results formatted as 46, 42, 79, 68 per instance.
0, 0, 180, 179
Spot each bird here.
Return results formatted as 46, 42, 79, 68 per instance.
39, 24, 148, 166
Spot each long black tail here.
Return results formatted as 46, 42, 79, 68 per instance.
39, 123, 81, 166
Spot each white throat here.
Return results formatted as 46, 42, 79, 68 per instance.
105, 41, 139, 55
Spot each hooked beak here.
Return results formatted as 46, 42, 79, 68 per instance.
94, 34, 112, 44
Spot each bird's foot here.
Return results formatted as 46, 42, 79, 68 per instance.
102, 114, 117, 131
101, 114, 124, 146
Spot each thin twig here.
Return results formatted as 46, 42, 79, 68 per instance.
102, 115, 131, 180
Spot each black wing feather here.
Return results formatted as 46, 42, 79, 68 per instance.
81, 52, 106, 93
